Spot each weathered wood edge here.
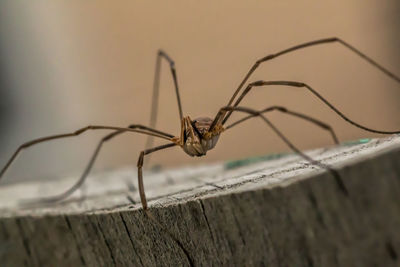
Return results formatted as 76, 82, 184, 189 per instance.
1, 136, 400, 266
1, 135, 398, 218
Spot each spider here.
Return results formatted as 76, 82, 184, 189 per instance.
0, 37, 399, 211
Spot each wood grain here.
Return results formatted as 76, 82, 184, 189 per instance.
1, 135, 400, 266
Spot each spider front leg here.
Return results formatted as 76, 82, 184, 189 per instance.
137, 143, 177, 210
0, 124, 175, 207
0, 125, 171, 180
31, 124, 175, 203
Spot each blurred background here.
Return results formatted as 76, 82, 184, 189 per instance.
0, 0, 399, 184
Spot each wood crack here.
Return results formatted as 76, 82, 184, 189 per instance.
93, 217, 116, 266
15, 218, 32, 266
119, 212, 144, 266
307, 190, 326, 228
198, 199, 215, 244
385, 241, 398, 261
64, 216, 86, 266
144, 210, 194, 266
231, 208, 246, 246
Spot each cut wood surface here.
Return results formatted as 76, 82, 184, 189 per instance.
1, 135, 400, 266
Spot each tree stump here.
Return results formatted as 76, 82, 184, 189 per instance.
1, 135, 400, 266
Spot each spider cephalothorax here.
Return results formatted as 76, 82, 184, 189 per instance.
173, 116, 224, 157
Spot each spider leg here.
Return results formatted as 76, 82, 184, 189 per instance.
0, 125, 173, 181
225, 105, 339, 144
218, 37, 400, 126
218, 80, 400, 135
145, 50, 183, 152
221, 106, 348, 195
23, 125, 175, 204
137, 143, 177, 210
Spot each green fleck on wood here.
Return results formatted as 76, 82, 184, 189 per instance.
224, 153, 288, 169
343, 138, 371, 146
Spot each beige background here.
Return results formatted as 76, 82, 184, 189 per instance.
0, 0, 399, 183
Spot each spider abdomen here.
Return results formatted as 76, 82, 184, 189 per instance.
182, 134, 220, 157
182, 117, 221, 157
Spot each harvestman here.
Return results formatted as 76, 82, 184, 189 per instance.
0, 37, 399, 210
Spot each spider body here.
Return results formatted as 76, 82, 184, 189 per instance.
0, 37, 399, 211
175, 116, 223, 157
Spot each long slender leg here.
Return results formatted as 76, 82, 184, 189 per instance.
30, 125, 175, 203
221, 106, 348, 195
225, 105, 339, 144
137, 143, 177, 210
215, 80, 400, 135
216, 37, 400, 127
227, 37, 400, 109
145, 50, 183, 152
0, 124, 174, 180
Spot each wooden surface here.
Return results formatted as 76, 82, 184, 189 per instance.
1, 135, 400, 266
